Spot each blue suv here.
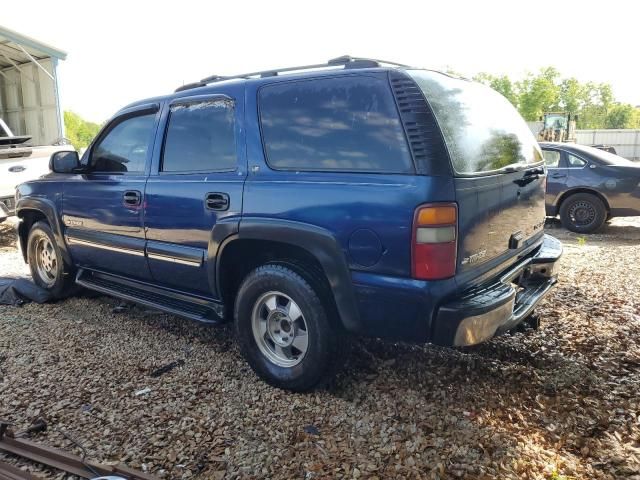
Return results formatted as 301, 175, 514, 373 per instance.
15, 57, 561, 391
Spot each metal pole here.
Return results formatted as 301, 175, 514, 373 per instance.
15, 44, 54, 81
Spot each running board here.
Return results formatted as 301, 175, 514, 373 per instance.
75, 269, 224, 323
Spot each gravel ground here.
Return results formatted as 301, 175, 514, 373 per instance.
1, 218, 639, 479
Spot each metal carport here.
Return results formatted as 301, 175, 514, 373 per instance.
0, 25, 66, 146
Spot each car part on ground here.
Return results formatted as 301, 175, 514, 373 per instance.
0, 277, 51, 305
0, 460, 36, 480
0, 421, 156, 480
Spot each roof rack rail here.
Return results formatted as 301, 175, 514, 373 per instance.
175, 56, 410, 92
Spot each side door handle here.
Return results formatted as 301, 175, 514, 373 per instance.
550, 173, 567, 179
123, 190, 142, 207
205, 192, 229, 211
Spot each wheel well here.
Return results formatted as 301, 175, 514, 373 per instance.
557, 189, 610, 213
218, 239, 340, 324
17, 209, 48, 262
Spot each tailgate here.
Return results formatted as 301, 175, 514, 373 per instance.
0, 156, 51, 197
455, 170, 546, 277
406, 70, 547, 284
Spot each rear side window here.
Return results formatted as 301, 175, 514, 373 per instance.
567, 153, 586, 168
259, 76, 413, 173
162, 99, 236, 172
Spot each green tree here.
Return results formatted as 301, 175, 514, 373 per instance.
64, 111, 101, 150
472, 68, 628, 130
473, 73, 518, 107
578, 82, 614, 128
604, 104, 640, 129
558, 78, 584, 115
516, 67, 561, 121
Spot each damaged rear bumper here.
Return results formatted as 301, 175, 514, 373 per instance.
432, 234, 562, 346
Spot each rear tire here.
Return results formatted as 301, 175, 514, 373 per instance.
234, 264, 345, 391
27, 221, 75, 299
559, 193, 607, 233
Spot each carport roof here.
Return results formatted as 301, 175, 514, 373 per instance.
0, 25, 67, 70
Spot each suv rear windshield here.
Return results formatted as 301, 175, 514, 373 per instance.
407, 70, 542, 175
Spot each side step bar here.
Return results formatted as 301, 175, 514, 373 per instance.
75, 269, 224, 323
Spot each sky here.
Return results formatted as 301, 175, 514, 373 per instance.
3, 0, 639, 123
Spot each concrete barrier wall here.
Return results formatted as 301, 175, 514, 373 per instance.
576, 129, 640, 161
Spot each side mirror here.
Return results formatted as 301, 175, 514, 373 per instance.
50, 150, 80, 173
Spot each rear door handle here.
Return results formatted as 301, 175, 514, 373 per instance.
550, 173, 567, 179
205, 192, 229, 211
123, 190, 142, 207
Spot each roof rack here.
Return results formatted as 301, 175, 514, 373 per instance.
175, 56, 410, 92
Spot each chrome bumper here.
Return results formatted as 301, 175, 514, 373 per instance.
433, 234, 562, 347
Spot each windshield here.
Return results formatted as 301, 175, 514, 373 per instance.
407, 70, 542, 174
568, 144, 636, 166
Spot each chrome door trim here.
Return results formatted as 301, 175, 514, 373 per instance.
146, 251, 202, 267
66, 237, 145, 257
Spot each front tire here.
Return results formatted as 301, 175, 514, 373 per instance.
234, 264, 344, 391
559, 193, 607, 233
27, 221, 75, 298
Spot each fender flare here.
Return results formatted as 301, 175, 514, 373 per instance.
216, 217, 361, 333
16, 197, 71, 265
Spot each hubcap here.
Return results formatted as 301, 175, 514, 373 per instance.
568, 201, 596, 227
34, 236, 58, 287
251, 291, 309, 367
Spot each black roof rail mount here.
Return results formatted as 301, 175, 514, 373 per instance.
175, 56, 411, 92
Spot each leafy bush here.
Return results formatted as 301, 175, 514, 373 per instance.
64, 111, 101, 150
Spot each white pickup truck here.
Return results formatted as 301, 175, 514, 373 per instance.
0, 118, 74, 222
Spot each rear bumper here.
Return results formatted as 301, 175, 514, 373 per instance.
432, 234, 562, 346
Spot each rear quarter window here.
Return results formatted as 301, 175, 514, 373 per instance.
258, 75, 413, 173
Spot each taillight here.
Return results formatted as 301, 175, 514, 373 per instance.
412, 203, 457, 280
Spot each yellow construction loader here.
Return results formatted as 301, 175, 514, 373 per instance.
537, 112, 577, 142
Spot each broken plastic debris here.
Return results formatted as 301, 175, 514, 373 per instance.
134, 388, 151, 396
